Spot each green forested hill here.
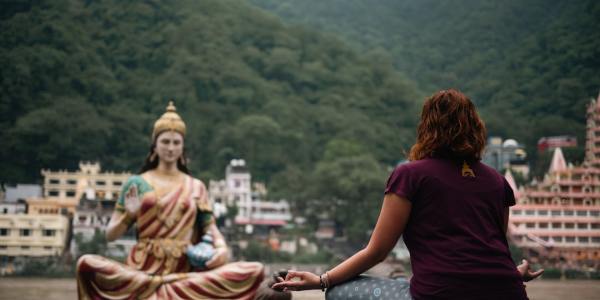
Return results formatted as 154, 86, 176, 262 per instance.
2, 0, 598, 242
0, 0, 422, 238
250, 0, 600, 166
0, 0, 419, 182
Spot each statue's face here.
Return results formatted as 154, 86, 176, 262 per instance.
155, 131, 184, 164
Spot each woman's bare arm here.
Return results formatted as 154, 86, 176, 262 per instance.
273, 193, 412, 291
327, 193, 411, 285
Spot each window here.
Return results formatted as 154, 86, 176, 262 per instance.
21, 246, 30, 250
113, 181, 122, 186
592, 237, 600, 243
551, 210, 561, 216
552, 223, 561, 229
49, 179, 60, 184
66, 190, 76, 197
96, 180, 106, 186
20, 229, 31, 236
49, 190, 59, 197
539, 223, 548, 229
526, 223, 535, 228
565, 223, 575, 229
566, 237, 576, 243
564, 210, 574, 216
235, 180, 241, 188
0, 245, 6, 250
553, 237, 563, 242
538, 210, 548, 216
0, 228, 9, 236
592, 223, 600, 229
67, 179, 77, 185
591, 211, 599, 217
577, 211, 587, 216
525, 210, 535, 216
579, 237, 589, 243
577, 223, 588, 229
44, 246, 52, 250
42, 229, 56, 237
512, 210, 522, 215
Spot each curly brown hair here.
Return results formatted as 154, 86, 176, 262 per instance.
408, 89, 487, 162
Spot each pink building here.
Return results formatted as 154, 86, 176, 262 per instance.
508, 93, 600, 266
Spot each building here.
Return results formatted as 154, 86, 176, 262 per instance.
483, 137, 530, 178
37, 161, 131, 215
538, 136, 578, 153
0, 214, 70, 257
3, 184, 42, 203
208, 159, 292, 229
507, 93, 600, 267
0, 184, 40, 215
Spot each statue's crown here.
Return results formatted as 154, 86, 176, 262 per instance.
152, 101, 186, 139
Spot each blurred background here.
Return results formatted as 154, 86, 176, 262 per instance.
0, 0, 599, 299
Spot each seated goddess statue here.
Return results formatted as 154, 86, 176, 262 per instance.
77, 102, 289, 300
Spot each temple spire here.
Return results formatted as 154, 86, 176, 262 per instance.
549, 147, 567, 173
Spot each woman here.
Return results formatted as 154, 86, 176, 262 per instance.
77, 102, 288, 299
273, 89, 543, 299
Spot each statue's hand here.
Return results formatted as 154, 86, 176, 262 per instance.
205, 247, 228, 269
124, 184, 141, 217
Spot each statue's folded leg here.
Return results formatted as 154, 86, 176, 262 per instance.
78, 256, 268, 300
77, 254, 162, 300
163, 261, 265, 300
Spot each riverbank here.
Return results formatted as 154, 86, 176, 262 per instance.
0, 277, 599, 300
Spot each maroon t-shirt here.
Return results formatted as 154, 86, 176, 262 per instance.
385, 158, 527, 300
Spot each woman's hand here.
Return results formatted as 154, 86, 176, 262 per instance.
124, 185, 141, 217
517, 259, 544, 282
205, 247, 228, 269
271, 271, 321, 292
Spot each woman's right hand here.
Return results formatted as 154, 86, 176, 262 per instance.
517, 259, 544, 282
271, 271, 321, 291
124, 184, 141, 217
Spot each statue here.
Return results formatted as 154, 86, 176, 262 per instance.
77, 102, 288, 299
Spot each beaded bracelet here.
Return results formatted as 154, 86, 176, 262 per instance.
319, 274, 326, 291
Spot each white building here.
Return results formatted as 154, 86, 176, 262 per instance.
483, 137, 530, 178
208, 159, 292, 227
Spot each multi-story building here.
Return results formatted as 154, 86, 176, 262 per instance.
483, 137, 530, 178
35, 161, 131, 215
0, 214, 70, 257
208, 159, 292, 228
0, 184, 40, 215
508, 93, 600, 267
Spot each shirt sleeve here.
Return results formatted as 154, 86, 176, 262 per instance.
384, 164, 417, 202
502, 178, 516, 207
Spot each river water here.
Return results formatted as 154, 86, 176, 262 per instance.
0, 277, 598, 299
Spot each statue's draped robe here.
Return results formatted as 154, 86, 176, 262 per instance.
77, 175, 264, 299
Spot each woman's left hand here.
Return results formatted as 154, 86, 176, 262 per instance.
517, 259, 544, 282
205, 247, 228, 269
271, 270, 321, 291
